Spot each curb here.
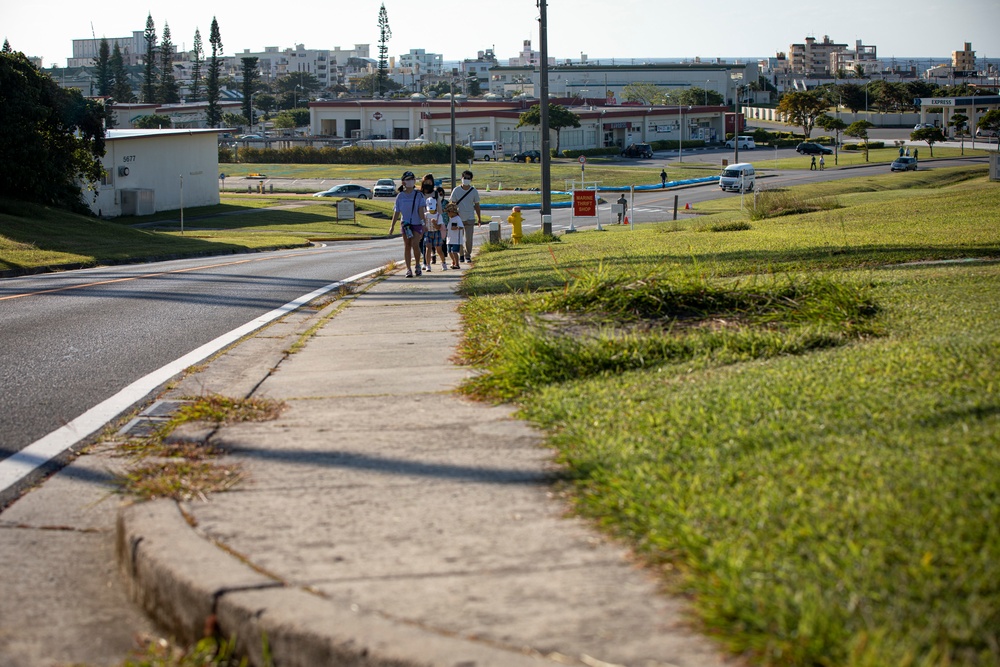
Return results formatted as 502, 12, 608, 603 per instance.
117, 500, 553, 666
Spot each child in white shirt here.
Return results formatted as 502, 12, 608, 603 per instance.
445, 202, 464, 268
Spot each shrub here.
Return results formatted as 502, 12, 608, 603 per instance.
229, 142, 472, 165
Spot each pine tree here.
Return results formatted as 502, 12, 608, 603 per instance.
110, 43, 133, 102
376, 4, 391, 98
2, 39, 12, 54
158, 23, 179, 103
142, 14, 157, 103
93, 38, 112, 96
241, 57, 260, 129
189, 29, 203, 102
205, 17, 223, 127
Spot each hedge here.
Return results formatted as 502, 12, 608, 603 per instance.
219, 142, 474, 165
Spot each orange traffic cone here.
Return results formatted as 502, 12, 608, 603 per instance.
685, 202, 692, 210
623, 215, 629, 225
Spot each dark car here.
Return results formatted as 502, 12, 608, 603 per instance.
796, 142, 833, 155
512, 149, 542, 163
621, 143, 653, 158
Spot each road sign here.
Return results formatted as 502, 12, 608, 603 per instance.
573, 190, 597, 217
578, 155, 586, 164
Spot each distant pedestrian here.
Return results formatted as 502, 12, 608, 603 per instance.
388, 170, 426, 278
660, 168, 667, 188
905, 147, 910, 157
617, 194, 628, 223
450, 169, 482, 263
913, 148, 919, 161
810, 155, 817, 171
899, 146, 905, 157
819, 155, 825, 170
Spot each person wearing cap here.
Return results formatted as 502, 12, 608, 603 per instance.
388, 170, 426, 278
449, 169, 482, 263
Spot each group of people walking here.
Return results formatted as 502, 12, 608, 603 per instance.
388, 169, 483, 278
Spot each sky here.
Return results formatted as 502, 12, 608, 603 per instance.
3, 0, 999, 69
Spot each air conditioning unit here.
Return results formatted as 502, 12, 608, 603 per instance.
118, 166, 129, 177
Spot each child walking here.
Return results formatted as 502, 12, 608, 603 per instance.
445, 202, 464, 269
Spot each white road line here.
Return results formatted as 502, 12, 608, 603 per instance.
0, 266, 384, 496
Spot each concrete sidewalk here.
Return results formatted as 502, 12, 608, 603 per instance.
117, 262, 737, 667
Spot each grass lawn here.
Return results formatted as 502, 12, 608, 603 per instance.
457, 165, 1000, 666
0, 197, 309, 274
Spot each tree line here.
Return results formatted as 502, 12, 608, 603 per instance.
91, 13, 225, 127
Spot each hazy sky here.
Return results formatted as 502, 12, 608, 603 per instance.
4, 0, 999, 68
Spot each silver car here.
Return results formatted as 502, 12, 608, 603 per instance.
313, 184, 372, 199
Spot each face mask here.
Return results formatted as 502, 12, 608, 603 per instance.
462, 178, 471, 186
422, 182, 434, 193
403, 179, 415, 188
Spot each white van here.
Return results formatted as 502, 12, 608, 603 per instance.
471, 140, 502, 161
719, 163, 755, 192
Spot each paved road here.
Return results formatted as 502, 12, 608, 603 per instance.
0, 241, 400, 504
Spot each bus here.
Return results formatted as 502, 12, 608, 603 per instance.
471, 141, 502, 161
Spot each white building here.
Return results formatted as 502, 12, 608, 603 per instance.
487, 62, 753, 108
69, 32, 145, 67
308, 97, 728, 153
110, 101, 244, 129
229, 44, 370, 90
399, 49, 443, 76
87, 129, 221, 218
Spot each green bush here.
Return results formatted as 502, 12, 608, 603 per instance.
229, 142, 472, 165
561, 147, 619, 158
651, 139, 705, 151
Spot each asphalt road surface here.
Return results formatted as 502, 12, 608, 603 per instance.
0, 240, 401, 502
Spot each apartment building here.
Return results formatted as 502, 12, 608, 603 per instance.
399, 49, 443, 76
788, 35, 848, 76
953, 42, 976, 74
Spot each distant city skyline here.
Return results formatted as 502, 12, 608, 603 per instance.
3, 0, 999, 69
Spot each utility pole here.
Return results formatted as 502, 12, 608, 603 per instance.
450, 76, 456, 189
538, 0, 552, 235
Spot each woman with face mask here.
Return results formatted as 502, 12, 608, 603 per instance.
388, 170, 426, 278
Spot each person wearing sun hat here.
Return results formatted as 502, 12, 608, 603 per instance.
389, 170, 426, 277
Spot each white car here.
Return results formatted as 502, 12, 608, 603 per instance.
725, 135, 756, 150
373, 178, 396, 197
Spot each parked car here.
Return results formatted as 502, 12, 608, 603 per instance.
795, 142, 833, 155
373, 178, 396, 197
913, 123, 936, 130
890, 156, 918, 172
313, 184, 372, 199
976, 128, 998, 138
512, 149, 542, 163
725, 136, 756, 150
621, 143, 653, 158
